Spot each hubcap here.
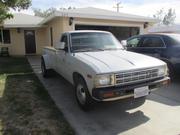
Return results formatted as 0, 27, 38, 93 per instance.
76, 84, 86, 105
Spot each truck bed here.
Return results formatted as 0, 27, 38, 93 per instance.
44, 46, 56, 52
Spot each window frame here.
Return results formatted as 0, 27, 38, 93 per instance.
0, 29, 11, 45
139, 36, 166, 48
60, 33, 70, 53
127, 36, 141, 48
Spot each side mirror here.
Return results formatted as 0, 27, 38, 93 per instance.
121, 40, 127, 47
55, 42, 65, 50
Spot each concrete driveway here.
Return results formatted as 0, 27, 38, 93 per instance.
28, 56, 180, 135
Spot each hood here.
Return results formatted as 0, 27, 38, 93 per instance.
75, 50, 166, 73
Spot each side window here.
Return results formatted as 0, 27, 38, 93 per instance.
0, 29, 11, 44
61, 35, 68, 52
127, 37, 140, 47
141, 37, 164, 48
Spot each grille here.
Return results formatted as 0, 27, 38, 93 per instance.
115, 68, 159, 85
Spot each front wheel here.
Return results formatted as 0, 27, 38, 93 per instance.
167, 63, 175, 80
75, 77, 94, 111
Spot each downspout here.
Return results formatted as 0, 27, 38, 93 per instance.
0, 28, 2, 53
1, 28, 4, 45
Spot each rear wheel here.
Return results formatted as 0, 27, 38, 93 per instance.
41, 57, 50, 78
75, 77, 94, 111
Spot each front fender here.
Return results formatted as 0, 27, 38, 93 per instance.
71, 57, 98, 95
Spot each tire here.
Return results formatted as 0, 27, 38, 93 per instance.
167, 63, 175, 80
41, 57, 49, 78
75, 76, 94, 111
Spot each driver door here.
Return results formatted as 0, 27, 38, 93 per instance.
56, 34, 69, 78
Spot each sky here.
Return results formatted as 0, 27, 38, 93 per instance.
16, 0, 180, 23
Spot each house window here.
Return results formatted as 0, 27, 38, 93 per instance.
0, 29, 11, 44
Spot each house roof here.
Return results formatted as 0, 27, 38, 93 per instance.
40, 7, 157, 25
66, 30, 111, 34
3, 7, 157, 28
3, 13, 44, 28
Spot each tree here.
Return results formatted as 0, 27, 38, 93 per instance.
153, 8, 165, 25
33, 7, 76, 18
0, 0, 31, 22
33, 7, 57, 18
153, 8, 176, 25
163, 8, 176, 25
60, 6, 76, 10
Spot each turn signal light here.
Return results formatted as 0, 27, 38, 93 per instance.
102, 92, 115, 98
162, 79, 171, 86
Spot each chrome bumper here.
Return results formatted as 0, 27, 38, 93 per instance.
92, 77, 170, 101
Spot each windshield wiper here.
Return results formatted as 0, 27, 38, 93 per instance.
103, 48, 124, 51
73, 48, 104, 52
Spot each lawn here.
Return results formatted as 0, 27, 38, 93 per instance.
0, 57, 74, 135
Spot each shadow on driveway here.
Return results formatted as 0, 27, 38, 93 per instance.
38, 72, 150, 135
149, 76, 180, 106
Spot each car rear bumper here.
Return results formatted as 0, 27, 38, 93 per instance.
92, 77, 170, 101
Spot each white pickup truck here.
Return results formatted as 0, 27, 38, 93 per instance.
41, 30, 170, 110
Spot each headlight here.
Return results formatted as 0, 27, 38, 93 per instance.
158, 65, 168, 76
95, 74, 115, 88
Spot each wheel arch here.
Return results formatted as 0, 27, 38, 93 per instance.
41, 54, 51, 70
73, 72, 86, 86
160, 58, 174, 69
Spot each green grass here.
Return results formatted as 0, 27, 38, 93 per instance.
0, 57, 32, 74
0, 57, 74, 135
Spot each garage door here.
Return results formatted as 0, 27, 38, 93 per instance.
75, 25, 140, 41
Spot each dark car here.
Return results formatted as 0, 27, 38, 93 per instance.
126, 33, 180, 77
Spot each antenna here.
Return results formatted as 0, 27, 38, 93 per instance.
113, 2, 123, 12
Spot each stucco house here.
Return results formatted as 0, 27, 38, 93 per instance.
0, 7, 156, 55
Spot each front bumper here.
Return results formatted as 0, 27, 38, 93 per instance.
92, 77, 170, 101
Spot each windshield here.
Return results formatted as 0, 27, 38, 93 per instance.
70, 32, 123, 52
169, 34, 180, 44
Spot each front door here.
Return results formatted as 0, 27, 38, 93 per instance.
56, 34, 69, 77
24, 30, 36, 54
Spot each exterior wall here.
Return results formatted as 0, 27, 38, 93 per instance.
44, 17, 64, 47
0, 17, 149, 55
61, 17, 145, 34
36, 28, 47, 54
144, 22, 154, 34
45, 17, 144, 46
0, 28, 47, 55
62, 17, 74, 32
0, 29, 25, 55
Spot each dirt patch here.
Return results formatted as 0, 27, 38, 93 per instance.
0, 57, 74, 135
